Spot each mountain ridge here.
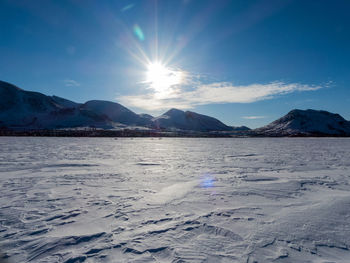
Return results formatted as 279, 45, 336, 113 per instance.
1, 80, 349, 136
0, 80, 232, 132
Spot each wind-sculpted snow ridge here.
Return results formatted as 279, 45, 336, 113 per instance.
1, 137, 350, 262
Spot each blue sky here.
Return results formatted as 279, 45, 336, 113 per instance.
1, 0, 350, 128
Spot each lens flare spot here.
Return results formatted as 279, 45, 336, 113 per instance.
133, 24, 144, 41
201, 174, 215, 188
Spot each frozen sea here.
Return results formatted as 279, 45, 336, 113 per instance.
1, 137, 350, 263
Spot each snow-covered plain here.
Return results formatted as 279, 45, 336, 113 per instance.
1, 137, 350, 263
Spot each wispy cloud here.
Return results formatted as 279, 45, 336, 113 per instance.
121, 3, 135, 12
118, 81, 323, 111
242, 116, 267, 120
64, 79, 80, 87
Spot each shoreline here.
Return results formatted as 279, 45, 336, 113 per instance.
0, 129, 349, 138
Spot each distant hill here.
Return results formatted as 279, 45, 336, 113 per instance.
0, 80, 112, 129
152, 108, 233, 132
81, 100, 152, 126
254, 109, 350, 136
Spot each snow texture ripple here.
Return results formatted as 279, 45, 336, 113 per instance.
0, 137, 350, 263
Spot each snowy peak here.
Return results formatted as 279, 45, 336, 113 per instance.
51, 95, 79, 109
255, 109, 350, 136
164, 108, 185, 116
0, 81, 112, 129
281, 109, 345, 123
0, 81, 60, 113
81, 100, 152, 126
83, 100, 130, 112
153, 108, 233, 132
0, 80, 22, 91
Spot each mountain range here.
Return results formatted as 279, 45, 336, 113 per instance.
1, 80, 349, 136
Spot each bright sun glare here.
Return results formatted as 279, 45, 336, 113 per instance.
145, 62, 183, 96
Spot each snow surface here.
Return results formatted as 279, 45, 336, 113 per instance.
1, 137, 350, 262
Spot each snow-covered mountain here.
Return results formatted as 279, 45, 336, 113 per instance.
255, 109, 350, 136
81, 100, 152, 126
152, 108, 233, 132
0, 80, 111, 129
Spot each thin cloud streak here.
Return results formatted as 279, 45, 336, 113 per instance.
118, 81, 323, 111
242, 116, 267, 119
64, 79, 80, 87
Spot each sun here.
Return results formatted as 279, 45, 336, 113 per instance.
145, 62, 183, 95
